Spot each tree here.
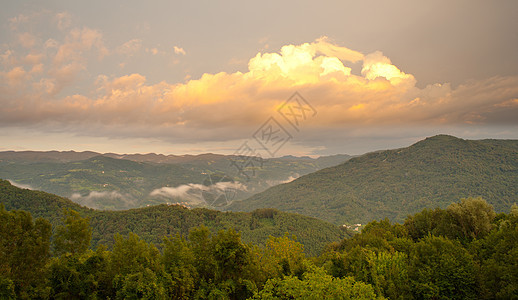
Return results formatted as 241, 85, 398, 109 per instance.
471, 206, 518, 299
0, 205, 52, 298
404, 198, 496, 242
110, 233, 161, 276
409, 235, 477, 299
110, 233, 165, 299
161, 234, 196, 299
0, 276, 15, 300
257, 234, 306, 279
367, 250, 411, 299
53, 209, 92, 256
47, 247, 113, 299
404, 208, 453, 240
211, 228, 256, 299
253, 262, 382, 299
447, 197, 496, 241
114, 268, 165, 300
188, 226, 216, 282
212, 228, 251, 282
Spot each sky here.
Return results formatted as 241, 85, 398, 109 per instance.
1, 0, 517, 157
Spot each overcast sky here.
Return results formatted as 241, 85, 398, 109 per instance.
1, 0, 517, 156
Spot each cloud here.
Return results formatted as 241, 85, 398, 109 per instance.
150, 181, 246, 206
265, 174, 299, 186
1, 35, 517, 150
24, 53, 44, 65
18, 32, 37, 48
173, 46, 186, 55
361, 51, 415, 86
53, 27, 107, 65
7, 179, 33, 190
117, 39, 142, 56
5, 66, 27, 87
0, 50, 15, 66
70, 190, 134, 209
8, 14, 29, 30
55, 12, 72, 31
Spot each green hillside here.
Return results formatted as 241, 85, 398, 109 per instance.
0, 156, 206, 210
0, 179, 347, 256
0, 152, 351, 210
228, 135, 518, 225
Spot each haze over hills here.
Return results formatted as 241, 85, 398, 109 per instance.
228, 135, 518, 225
0, 179, 348, 256
0, 151, 351, 210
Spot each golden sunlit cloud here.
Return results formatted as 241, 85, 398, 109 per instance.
1, 32, 518, 147
174, 46, 186, 55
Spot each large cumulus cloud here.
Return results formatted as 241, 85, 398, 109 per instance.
1, 13, 517, 154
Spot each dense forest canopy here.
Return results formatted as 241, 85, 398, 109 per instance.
0, 179, 348, 256
0, 151, 351, 210
1, 197, 517, 299
1, 135, 516, 299
230, 135, 518, 225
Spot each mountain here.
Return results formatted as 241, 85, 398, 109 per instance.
0, 179, 348, 256
228, 135, 518, 225
0, 151, 351, 210
0, 155, 206, 210
0, 150, 99, 163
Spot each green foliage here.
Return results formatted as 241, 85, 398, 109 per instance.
0, 151, 350, 210
0, 179, 345, 256
188, 227, 257, 299
110, 234, 167, 299
471, 209, 518, 298
0, 155, 206, 210
212, 228, 252, 283
405, 197, 497, 242
161, 234, 197, 298
404, 207, 453, 240
367, 251, 410, 299
446, 197, 496, 240
0, 276, 16, 300
53, 209, 92, 256
253, 262, 382, 299
110, 233, 161, 276
408, 235, 477, 299
256, 234, 306, 279
230, 135, 518, 225
319, 199, 506, 299
1, 197, 517, 299
114, 268, 166, 300
0, 204, 52, 299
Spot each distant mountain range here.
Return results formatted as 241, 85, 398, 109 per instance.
0, 151, 351, 210
3, 135, 516, 228
228, 135, 518, 225
0, 179, 347, 256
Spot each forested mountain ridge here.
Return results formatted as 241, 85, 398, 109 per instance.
0, 179, 347, 256
0, 151, 351, 210
229, 135, 518, 225
0, 155, 206, 210
2, 189, 516, 299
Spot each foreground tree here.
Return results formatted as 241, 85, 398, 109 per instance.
161, 234, 197, 298
447, 197, 496, 241
110, 232, 166, 299
53, 209, 92, 256
409, 235, 477, 299
0, 205, 52, 298
258, 234, 306, 279
47, 247, 112, 299
253, 262, 382, 300
191, 227, 257, 299
471, 204, 518, 298
405, 197, 496, 242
